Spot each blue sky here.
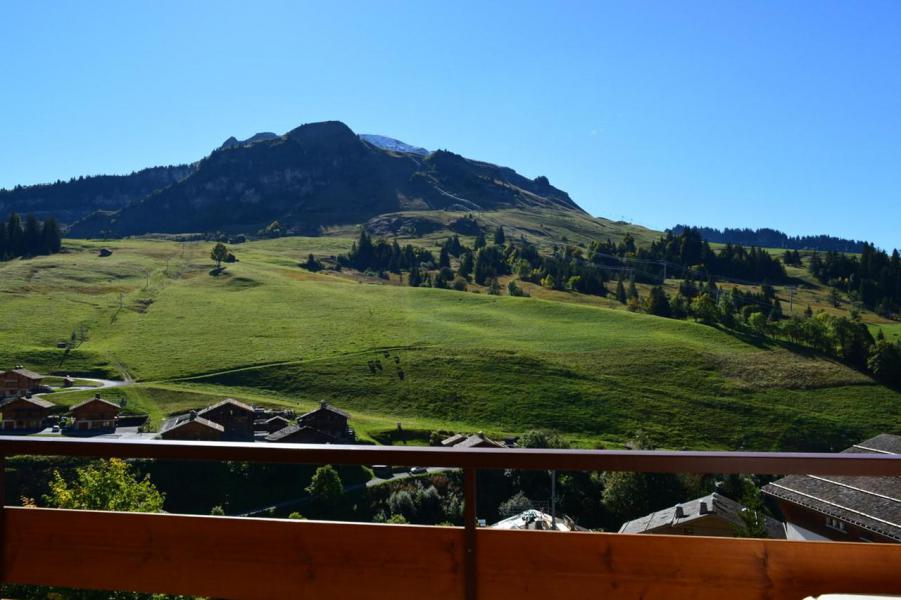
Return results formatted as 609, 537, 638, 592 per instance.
2, 1, 899, 251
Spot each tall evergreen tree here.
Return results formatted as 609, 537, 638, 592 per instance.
41, 218, 62, 254
7, 213, 23, 257
494, 226, 505, 245
22, 214, 41, 256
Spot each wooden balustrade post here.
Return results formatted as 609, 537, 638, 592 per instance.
463, 467, 477, 600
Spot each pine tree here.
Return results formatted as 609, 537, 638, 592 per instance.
474, 232, 486, 250
615, 279, 627, 304
494, 226, 505, 245
7, 213, 24, 257
627, 280, 639, 301
439, 246, 450, 269
458, 251, 474, 279
22, 214, 41, 256
408, 268, 422, 287
41, 218, 62, 254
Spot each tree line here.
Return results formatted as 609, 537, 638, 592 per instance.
0, 213, 62, 260
670, 224, 870, 253
809, 245, 901, 316
591, 228, 787, 284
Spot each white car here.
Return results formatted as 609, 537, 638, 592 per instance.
409, 466, 428, 475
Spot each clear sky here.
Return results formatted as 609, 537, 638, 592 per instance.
2, 1, 899, 251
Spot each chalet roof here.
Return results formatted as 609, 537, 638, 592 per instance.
455, 433, 504, 449
762, 433, 901, 542
70, 396, 121, 411
265, 415, 291, 424
265, 424, 339, 443
197, 398, 254, 416
299, 401, 350, 420
0, 396, 55, 410
164, 415, 225, 434
619, 492, 785, 538
441, 434, 467, 447
7, 368, 43, 381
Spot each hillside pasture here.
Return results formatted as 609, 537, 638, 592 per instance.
1, 236, 898, 450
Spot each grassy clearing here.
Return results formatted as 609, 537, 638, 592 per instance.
2, 236, 899, 450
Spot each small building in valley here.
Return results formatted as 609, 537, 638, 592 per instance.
69, 394, 120, 432
197, 398, 255, 441
1, 368, 44, 400
297, 401, 354, 442
762, 433, 901, 543
159, 413, 225, 442
619, 492, 785, 538
0, 396, 56, 431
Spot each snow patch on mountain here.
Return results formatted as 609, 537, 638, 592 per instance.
359, 134, 430, 156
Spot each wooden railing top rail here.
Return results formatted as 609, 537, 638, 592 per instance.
2, 436, 901, 475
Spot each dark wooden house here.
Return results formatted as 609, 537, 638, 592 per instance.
159, 414, 225, 442
297, 401, 353, 441
197, 398, 255, 441
1, 368, 44, 400
69, 395, 120, 432
763, 433, 901, 543
0, 396, 55, 431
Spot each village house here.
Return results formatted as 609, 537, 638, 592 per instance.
196, 398, 255, 441
69, 394, 121, 432
159, 412, 225, 442
762, 433, 901, 543
0, 368, 44, 400
0, 396, 56, 431
297, 401, 354, 442
619, 492, 786, 538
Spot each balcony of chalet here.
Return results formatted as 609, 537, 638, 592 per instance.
0, 437, 900, 599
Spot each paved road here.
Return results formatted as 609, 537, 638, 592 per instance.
35, 377, 129, 398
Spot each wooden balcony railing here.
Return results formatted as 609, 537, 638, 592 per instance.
2, 437, 901, 599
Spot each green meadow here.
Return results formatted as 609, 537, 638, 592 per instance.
2, 237, 898, 450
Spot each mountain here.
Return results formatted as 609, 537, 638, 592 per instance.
359, 134, 429, 156
67, 121, 583, 237
0, 165, 194, 225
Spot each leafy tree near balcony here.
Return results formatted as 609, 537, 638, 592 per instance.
41, 458, 165, 513
7, 460, 175, 600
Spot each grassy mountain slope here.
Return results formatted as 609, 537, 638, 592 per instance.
2, 237, 897, 450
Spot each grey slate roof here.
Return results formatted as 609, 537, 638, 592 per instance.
762, 434, 901, 541
10, 368, 43, 380
197, 398, 254, 416
619, 492, 785, 538
70, 396, 121, 411
0, 396, 55, 409
265, 424, 339, 443
163, 415, 225, 434
299, 402, 350, 420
